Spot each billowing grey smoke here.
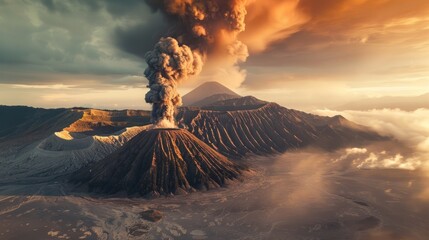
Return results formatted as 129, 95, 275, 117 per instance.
145, 37, 202, 127
144, 1, 248, 126
144, 0, 248, 62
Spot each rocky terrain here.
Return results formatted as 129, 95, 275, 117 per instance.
72, 129, 241, 196
64, 109, 151, 135
178, 97, 383, 159
0, 106, 83, 153
1, 149, 428, 240
0, 107, 151, 182
0, 82, 425, 240
190, 93, 241, 107
0, 83, 384, 181
0, 126, 149, 183
0, 107, 150, 152
200, 95, 267, 111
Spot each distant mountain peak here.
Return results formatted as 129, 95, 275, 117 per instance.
182, 81, 240, 106
200, 81, 227, 86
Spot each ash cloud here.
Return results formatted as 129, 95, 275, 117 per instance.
142, 0, 249, 126
143, 0, 249, 63
144, 37, 202, 126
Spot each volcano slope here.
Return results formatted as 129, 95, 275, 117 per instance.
72, 128, 241, 196
1, 98, 382, 182
65, 108, 151, 135
177, 96, 384, 159
0, 106, 151, 151
0, 106, 152, 181
0, 106, 83, 153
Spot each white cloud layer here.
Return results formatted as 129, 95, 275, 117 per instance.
315, 108, 429, 170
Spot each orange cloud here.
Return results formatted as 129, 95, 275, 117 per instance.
241, 0, 429, 52
241, 0, 308, 52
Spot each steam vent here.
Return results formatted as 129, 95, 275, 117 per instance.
72, 128, 241, 197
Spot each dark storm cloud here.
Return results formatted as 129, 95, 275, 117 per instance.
39, 0, 148, 16
0, 0, 151, 88
36, 0, 168, 59
113, 13, 171, 59
0, 0, 172, 74
40, 0, 73, 13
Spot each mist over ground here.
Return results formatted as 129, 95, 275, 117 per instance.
315, 108, 429, 168
315, 108, 429, 202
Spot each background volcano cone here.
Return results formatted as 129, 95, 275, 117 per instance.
72, 128, 241, 196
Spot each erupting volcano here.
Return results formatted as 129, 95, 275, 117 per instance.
72, 128, 241, 196
72, 0, 250, 196
72, 40, 242, 195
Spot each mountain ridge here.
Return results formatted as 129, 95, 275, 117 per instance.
191, 93, 240, 107
177, 100, 383, 158
182, 81, 241, 106
0, 82, 385, 180
0, 95, 384, 161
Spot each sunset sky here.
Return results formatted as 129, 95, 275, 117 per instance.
0, 0, 428, 110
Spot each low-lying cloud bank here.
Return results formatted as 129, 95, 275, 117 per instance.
315, 108, 429, 171
336, 147, 421, 170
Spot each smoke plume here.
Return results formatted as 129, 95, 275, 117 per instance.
144, 37, 202, 126
144, 0, 248, 62
144, 0, 249, 126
